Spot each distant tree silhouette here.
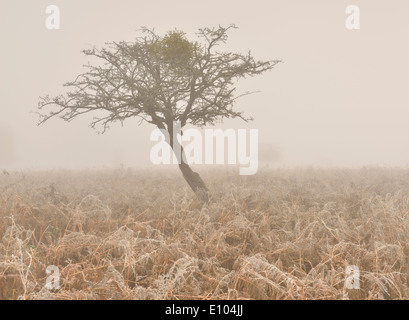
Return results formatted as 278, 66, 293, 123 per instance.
259, 144, 281, 168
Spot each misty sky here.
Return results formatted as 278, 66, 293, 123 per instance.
1, 0, 409, 170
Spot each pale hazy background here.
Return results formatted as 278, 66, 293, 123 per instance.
1, 0, 408, 170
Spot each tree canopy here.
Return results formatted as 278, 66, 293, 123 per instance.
38, 25, 281, 133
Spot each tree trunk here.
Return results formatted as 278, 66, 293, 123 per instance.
178, 160, 210, 203
167, 126, 210, 203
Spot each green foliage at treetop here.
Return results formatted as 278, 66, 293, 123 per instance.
147, 30, 200, 67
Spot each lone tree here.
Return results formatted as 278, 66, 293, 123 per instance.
38, 25, 280, 203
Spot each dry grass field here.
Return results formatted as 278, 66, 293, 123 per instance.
1, 167, 409, 300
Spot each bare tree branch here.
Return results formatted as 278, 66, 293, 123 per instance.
38, 25, 281, 134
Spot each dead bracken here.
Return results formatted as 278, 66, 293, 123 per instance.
1, 167, 409, 300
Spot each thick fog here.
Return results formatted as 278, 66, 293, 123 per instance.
1, 0, 409, 170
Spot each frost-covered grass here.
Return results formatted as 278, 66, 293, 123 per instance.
1, 167, 409, 300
